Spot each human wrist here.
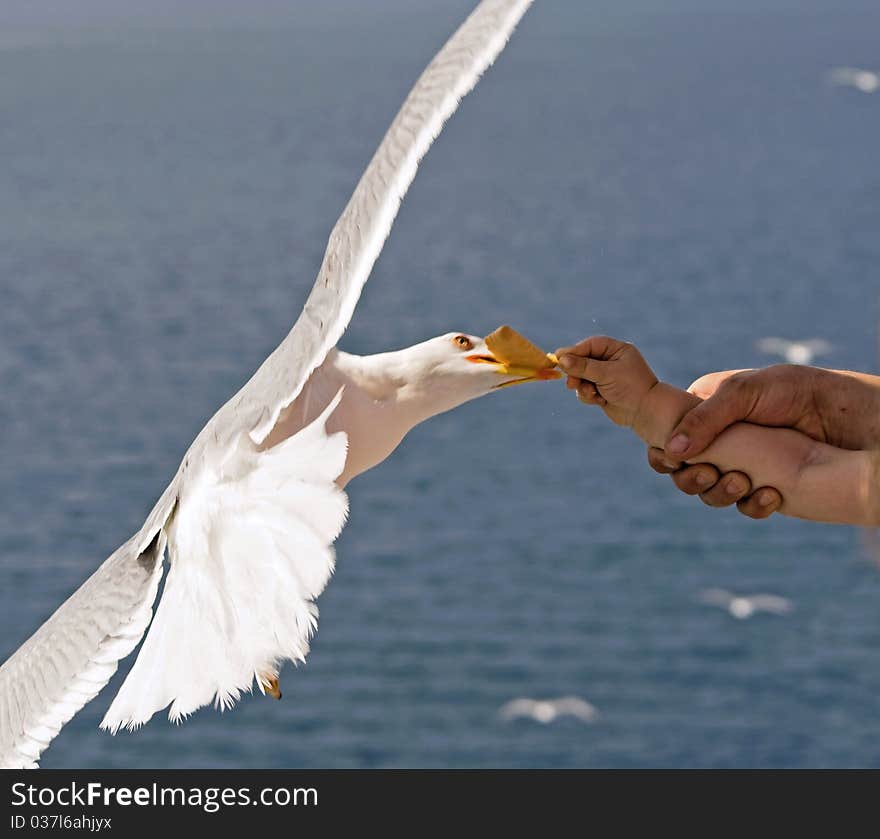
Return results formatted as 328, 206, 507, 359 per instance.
632, 381, 701, 450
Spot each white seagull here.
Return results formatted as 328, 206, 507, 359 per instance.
0, 0, 553, 769
755, 337, 832, 365
829, 67, 880, 94
698, 589, 794, 620
498, 697, 599, 724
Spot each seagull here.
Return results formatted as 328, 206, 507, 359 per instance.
829, 67, 880, 94
755, 337, 832, 365
498, 697, 599, 724
0, 0, 549, 769
698, 588, 794, 620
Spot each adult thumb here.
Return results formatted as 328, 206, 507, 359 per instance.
665, 375, 754, 459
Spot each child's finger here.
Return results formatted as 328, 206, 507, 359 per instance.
555, 335, 629, 362
557, 352, 610, 382
576, 382, 606, 406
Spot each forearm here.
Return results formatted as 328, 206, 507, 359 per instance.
631, 382, 880, 525
698, 424, 878, 525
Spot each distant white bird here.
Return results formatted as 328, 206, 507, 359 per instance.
499, 697, 599, 724
0, 0, 547, 769
755, 337, 832, 365
698, 588, 794, 620
829, 67, 880, 94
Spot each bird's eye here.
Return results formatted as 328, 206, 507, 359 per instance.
453, 335, 473, 351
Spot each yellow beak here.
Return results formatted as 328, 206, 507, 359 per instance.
467, 325, 562, 388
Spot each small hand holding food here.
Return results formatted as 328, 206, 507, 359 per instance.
554, 336, 660, 430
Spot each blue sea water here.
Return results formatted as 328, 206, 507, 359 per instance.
1, 0, 880, 768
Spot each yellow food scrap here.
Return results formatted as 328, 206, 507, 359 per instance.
485, 325, 557, 369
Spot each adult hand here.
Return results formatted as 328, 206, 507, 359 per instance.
647, 364, 880, 519
646, 447, 783, 519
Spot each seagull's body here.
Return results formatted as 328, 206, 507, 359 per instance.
698, 589, 794, 620
498, 697, 598, 724
829, 67, 880, 94
0, 0, 544, 768
755, 337, 832, 366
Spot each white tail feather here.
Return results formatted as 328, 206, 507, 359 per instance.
100, 391, 348, 733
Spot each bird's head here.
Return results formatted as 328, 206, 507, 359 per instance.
395, 326, 562, 417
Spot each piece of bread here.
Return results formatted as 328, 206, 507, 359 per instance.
485, 325, 557, 369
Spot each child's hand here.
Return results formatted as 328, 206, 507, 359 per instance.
555, 336, 659, 428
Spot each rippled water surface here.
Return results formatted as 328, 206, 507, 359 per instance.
2, 0, 880, 768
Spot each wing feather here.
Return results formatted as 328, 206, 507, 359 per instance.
698, 588, 734, 607
755, 338, 789, 356
749, 594, 793, 615
498, 698, 537, 719
245, 0, 534, 443
0, 526, 168, 768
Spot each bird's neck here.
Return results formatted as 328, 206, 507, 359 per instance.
333, 349, 459, 426
327, 350, 456, 487
332, 349, 410, 404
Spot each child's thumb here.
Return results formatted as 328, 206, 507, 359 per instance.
557, 353, 609, 383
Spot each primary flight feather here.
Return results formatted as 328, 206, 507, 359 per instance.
0, 0, 556, 768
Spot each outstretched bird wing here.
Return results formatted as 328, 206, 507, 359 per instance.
803, 339, 832, 356
498, 698, 538, 720
553, 696, 598, 721
755, 337, 790, 357
0, 499, 173, 768
698, 588, 734, 608
0, 0, 534, 768
749, 594, 794, 615
244, 0, 535, 446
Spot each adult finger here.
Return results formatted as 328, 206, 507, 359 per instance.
647, 449, 722, 495
671, 464, 723, 496
687, 369, 752, 400
665, 374, 759, 459
697, 470, 753, 508
736, 487, 783, 519
647, 446, 681, 474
